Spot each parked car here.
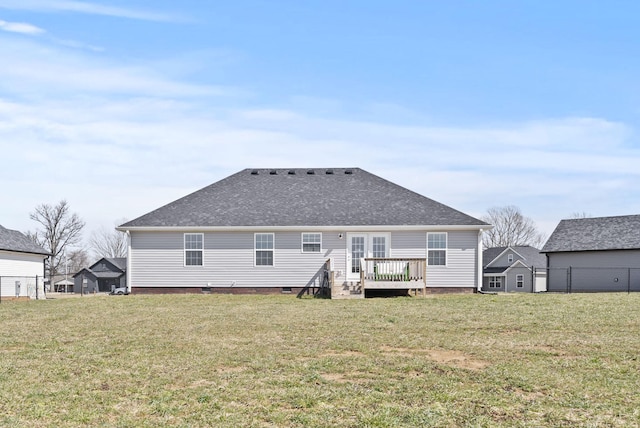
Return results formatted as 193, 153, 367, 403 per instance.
110, 286, 129, 295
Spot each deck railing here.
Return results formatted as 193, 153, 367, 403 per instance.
359, 258, 426, 285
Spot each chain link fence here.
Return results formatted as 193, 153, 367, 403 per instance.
546, 267, 640, 293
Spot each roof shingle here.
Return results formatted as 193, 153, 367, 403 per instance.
0, 225, 50, 255
121, 168, 487, 228
483, 245, 545, 268
541, 215, 640, 253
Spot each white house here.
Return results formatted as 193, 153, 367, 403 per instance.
117, 168, 490, 298
0, 225, 49, 300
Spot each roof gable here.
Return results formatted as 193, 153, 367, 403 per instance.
484, 245, 545, 268
120, 168, 488, 229
504, 259, 532, 274
542, 215, 640, 253
0, 225, 49, 256
88, 257, 126, 273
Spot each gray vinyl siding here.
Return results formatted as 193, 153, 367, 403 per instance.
130, 231, 344, 289
130, 229, 479, 290
547, 250, 640, 292
505, 267, 533, 293
391, 230, 478, 288
493, 251, 521, 266
483, 268, 543, 293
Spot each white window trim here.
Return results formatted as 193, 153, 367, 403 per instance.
427, 232, 447, 266
370, 234, 390, 258
254, 233, 275, 267
508, 253, 514, 263
301, 232, 322, 253
516, 274, 524, 288
184, 233, 204, 267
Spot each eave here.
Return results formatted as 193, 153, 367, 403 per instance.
117, 224, 491, 233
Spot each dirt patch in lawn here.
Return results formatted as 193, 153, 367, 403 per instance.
320, 350, 365, 358
381, 346, 489, 371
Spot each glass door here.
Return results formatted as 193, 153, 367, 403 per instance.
347, 234, 367, 281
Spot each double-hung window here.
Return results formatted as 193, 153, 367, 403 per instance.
255, 233, 274, 266
184, 233, 203, 266
516, 274, 524, 288
427, 232, 447, 266
301, 233, 321, 253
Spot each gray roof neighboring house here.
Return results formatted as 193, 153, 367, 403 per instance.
483, 245, 546, 268
120, 168, 488, 229
73, 257, 126, 279
105, 258, 127, 271
0, 224, 49, 255
542, 215, 640, 253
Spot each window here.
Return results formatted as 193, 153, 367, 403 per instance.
508, 253, 514, 263
255, 233, 274, 266
372, 236, 387, 258
427, 232, 447, 266
489, 276, 503, 288
184, 233, 203, 266
302, 233, 321, 253
516, 274, 524, 288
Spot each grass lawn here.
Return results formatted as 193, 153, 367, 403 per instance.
1, 293, 639, 427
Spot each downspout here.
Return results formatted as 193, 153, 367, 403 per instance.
126, 230, 132, 294
477, 229, 483, 292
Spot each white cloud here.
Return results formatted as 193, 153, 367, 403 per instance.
2, 92, 639, 241
0, 0, 184, 22
0, 38, 232, 97
0, 31, 638, 243
0, 19, 44, 34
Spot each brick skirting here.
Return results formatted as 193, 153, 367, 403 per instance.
424, 287, 477, 294
131, 287, 307, 295
131, 286, 476, 295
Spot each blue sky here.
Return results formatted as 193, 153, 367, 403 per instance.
1, 0, 640, 242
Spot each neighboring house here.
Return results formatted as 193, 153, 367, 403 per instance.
542, 215, 640, 292
73, 257, 126, 294
117, 168, 490, 298
0, 224, 49, 300
482, 246, 546, 293
54, 278, 74, 293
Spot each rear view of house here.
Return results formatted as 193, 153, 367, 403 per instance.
117, 168, 489, 298
0, 224, 49, 300
542, 215, 640, 292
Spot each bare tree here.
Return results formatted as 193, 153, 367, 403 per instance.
570, 211, 592, 219
89, 221, 128, 259
66, 248, 92, 274
28, 200, 85, 285
481, 205, 546, 249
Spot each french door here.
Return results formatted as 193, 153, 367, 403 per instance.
346, 233, 389, 281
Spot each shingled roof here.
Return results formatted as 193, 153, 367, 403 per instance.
0, 225, 49, 255
120, 168, 487, 229
483, 245, 546, 268
542, 215, 640, 253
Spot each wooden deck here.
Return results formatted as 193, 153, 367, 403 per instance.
329, 258, 427, 298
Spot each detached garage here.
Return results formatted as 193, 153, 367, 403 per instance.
542, 215, 640, 292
